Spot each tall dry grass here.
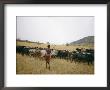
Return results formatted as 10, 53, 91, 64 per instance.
16, 54, 94, 74
16, 41, 94, 74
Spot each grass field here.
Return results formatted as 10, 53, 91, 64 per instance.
16, 54, 94, 74
16, 41, 94, 74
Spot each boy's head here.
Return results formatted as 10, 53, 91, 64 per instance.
47, 45, 50, 48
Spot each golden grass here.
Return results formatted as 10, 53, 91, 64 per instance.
16, 54, 94, 74
16, 41, 94, 74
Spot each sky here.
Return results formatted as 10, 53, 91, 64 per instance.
17, 16, 94, 45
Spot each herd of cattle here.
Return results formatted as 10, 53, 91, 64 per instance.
16, 46, 94, 65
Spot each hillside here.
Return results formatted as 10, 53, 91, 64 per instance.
70, 36, 94, 45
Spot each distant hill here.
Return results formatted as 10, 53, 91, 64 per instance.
70, 36, 94, 45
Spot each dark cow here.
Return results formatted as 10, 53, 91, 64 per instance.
16, 46, 30, 56
70, 49, 94, 65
